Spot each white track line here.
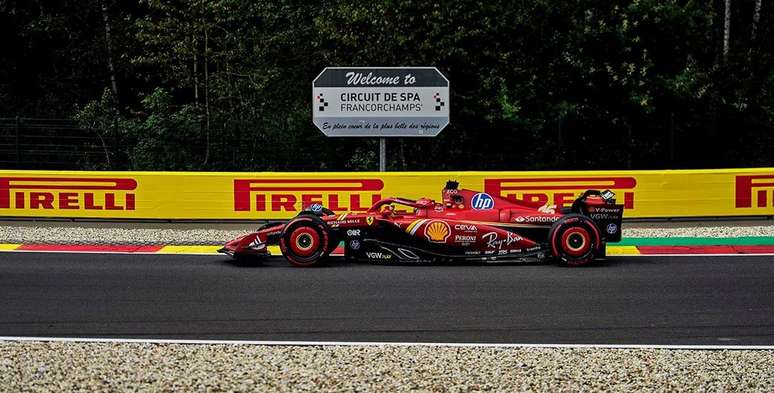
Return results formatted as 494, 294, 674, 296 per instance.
0, 336, 772, 350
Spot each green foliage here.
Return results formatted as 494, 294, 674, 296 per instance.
77, 87, 203, 170
5, 0, 774, 170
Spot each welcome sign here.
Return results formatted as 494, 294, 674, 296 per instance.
312, 67, 450, 137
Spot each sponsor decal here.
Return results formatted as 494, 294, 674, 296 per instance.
484, 177, 636, 209
482, 231, 523, 249
514, 215, 560, 223
309, 203, 323, 212
471, 192, 494, 210
735, 175, 774, 208
330, 219, 361, 226
366, 252, 392, 260
464, 250, 481, 255
233, 179, 383, 212
424, 220, 451, 242
590, 213, 619, 220
526, 246, 542, 252
329, 214, 363, 227
346, 229, 361, 236
454, 235, 476, 244
589, 206, 621, 213
606, 223, 618, 234
349, 239, 361, 250
0, 177, 137, 211
454, 224, 478, 232
588, 206, 623, 220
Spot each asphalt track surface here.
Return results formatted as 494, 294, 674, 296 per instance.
1, 252, 773, 345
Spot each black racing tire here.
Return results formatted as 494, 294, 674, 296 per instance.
549, 214, 602, 267
279, 215, 331, 267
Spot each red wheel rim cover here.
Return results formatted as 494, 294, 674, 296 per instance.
289, 227, 320, 257
561, 227, 591, 257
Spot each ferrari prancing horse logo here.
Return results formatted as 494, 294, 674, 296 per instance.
366, 216, 374, 226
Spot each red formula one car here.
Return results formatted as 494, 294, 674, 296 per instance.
219, 181, 624, 267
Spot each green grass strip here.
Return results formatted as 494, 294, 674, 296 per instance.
618, 236, 774, 246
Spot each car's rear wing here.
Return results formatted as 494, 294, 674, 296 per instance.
572, 190, 624, 242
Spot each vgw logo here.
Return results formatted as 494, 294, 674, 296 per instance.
0, 177, 137, 210
735, 175, 774, 208
233, 179, 384, 212
471, 192, 494, 210
484, 177, 636, 209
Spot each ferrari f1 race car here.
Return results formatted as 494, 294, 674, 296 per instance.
219, 181, 624, 267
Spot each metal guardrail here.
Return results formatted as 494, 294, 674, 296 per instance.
0, 118, 111, 169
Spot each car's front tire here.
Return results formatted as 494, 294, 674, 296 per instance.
279, 215, 331, 267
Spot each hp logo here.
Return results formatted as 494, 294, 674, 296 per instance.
471, 193, 494, 210
349, 239, 361, 250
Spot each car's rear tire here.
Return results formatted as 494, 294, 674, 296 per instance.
280, 216, 331, 267
549, 214, 601, 267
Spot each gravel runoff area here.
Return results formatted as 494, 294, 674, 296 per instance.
0, 220, 773, 245
1, 341, 772, 392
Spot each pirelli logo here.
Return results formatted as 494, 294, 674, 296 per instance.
0, 177, 137, 210
234, 179, 384, 212
484, 177, 636, 209
736, 175, 774, 208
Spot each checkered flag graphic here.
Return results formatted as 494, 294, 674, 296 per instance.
433, 92, 445, 111
316, 94, 329, 111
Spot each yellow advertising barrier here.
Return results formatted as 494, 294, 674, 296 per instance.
0, 168, 772, 219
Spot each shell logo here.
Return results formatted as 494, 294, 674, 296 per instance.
424, 220, 451, 243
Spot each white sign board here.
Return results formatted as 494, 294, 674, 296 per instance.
312, 67, 450, 137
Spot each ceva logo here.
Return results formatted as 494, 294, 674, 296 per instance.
233, 178, 384, 212
484, 177, 636, 209
735, 175, 774, 208
0, 177, 137, 210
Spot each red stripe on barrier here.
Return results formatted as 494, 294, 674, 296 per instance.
16, 244, 164, 253
637, 245, 774, 254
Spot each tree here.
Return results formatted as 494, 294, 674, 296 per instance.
1, 0, 770, 171
723, 0, 731, 61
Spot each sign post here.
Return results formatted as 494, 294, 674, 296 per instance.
312, 67, 449, 171
379, 137, 386, 171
